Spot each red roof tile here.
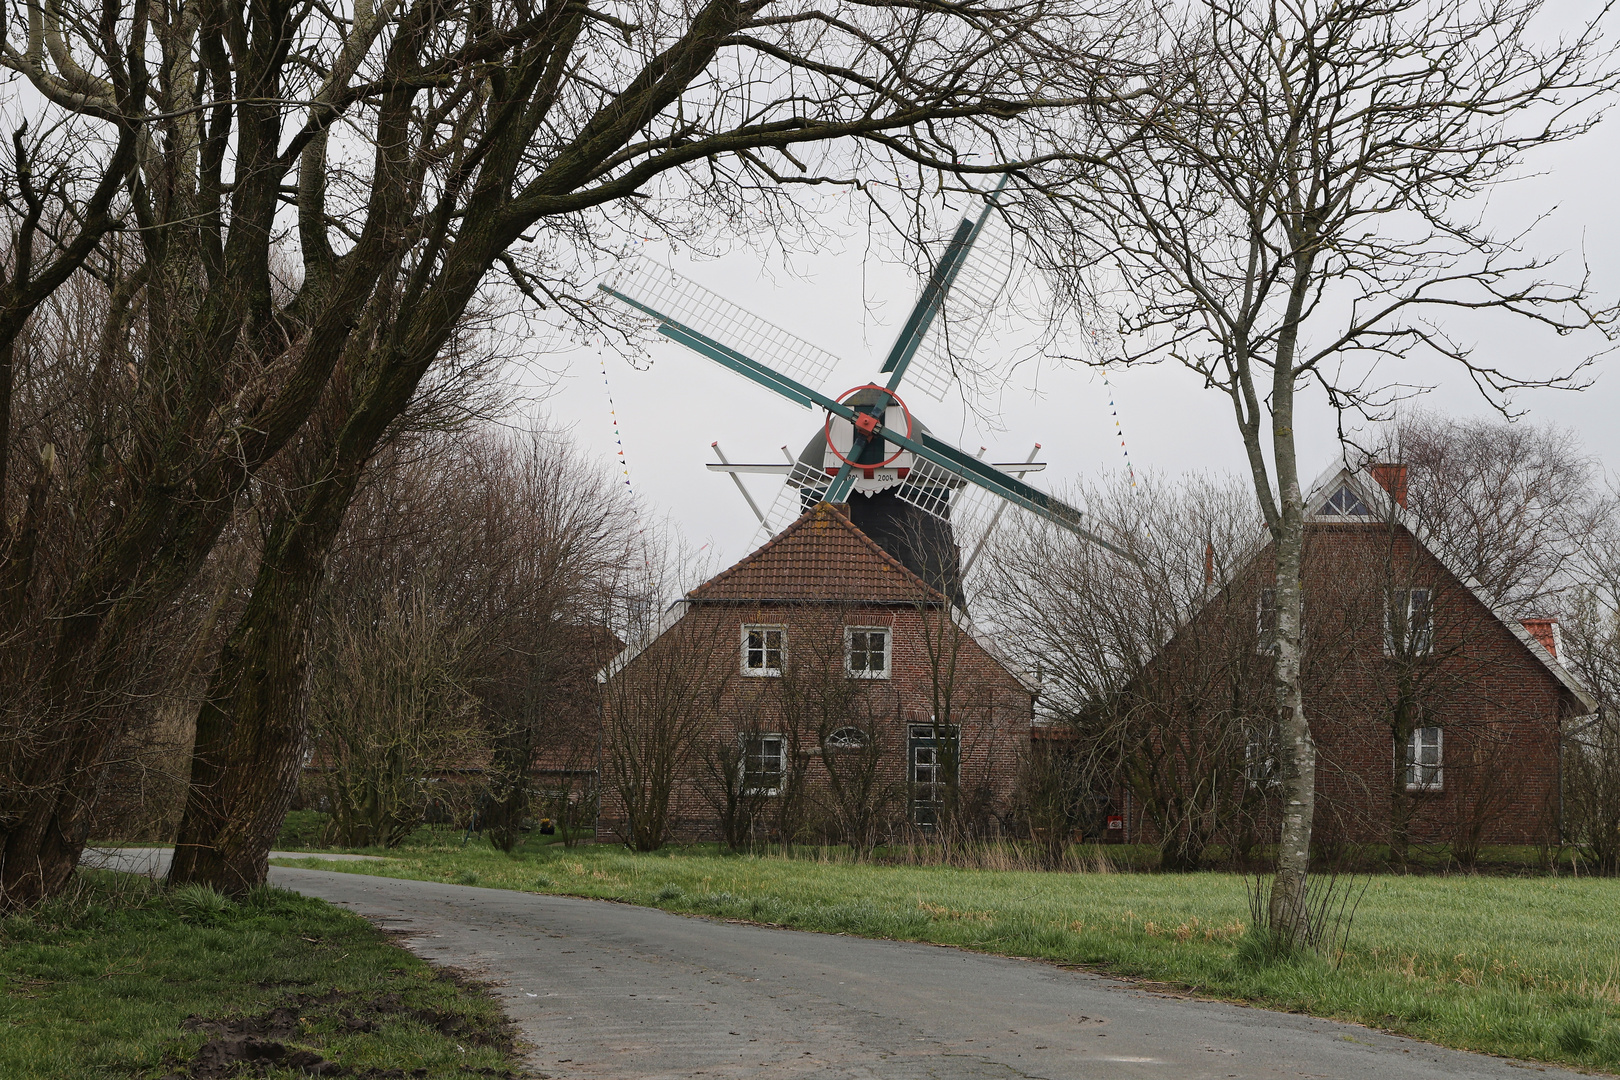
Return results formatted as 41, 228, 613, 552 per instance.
689, 503, 943, 605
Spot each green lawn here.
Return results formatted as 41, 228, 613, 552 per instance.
0, 870, 526, 1079
272, 837, 1620, 1074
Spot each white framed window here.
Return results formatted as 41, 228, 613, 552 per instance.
742, 733, 785, 795
1386, 589, 1434, 656
845, 626, 891, 678
1320, 484, 1371, 516
1257, 588, 1278, 654
824, 725, 869, 751
1405, 726, 1443, 791
741, 624, 785, 676
1244, 720, 1279, 788
908, 722, 960, 828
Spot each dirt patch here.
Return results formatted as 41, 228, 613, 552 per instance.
163, 975, 518, 1078
164, 1000, 345, 1079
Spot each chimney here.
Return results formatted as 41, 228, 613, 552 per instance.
1204, 541, 1215, 587
1369, 463, 1408, 508
1521, 617, 1558, 658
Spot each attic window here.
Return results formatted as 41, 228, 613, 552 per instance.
1321, 485, 1371, 516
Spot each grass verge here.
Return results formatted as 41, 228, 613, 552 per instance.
272, 839, 1620, 1074
0, 869, 526, 1079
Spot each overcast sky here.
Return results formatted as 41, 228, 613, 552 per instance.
523, 77, 1620, 575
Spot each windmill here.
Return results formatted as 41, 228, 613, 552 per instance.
598, 182, 1132, 599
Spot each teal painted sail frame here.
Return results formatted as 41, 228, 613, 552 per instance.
880, 175, 1011, 391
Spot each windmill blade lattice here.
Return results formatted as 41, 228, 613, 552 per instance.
748, 449, 1008, 559
607, 262, 840, 392
902, 209, 1020, 402
891, 455, 1001, 559
750, 456, 836, 545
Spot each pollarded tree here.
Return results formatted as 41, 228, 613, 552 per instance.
1030, 0, 1618, 945
0, 0, 1133, 903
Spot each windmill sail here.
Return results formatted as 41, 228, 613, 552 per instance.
897, 208, 1021, 402
604, 262, 840, 392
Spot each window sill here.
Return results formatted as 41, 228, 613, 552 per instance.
741, 670, 782, 678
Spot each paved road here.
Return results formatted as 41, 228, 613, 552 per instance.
90, 850, 1573, 1079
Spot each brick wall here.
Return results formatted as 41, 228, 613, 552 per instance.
598, 600, 1034, 844
1135, 521, 1579, 849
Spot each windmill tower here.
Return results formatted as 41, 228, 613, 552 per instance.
599, 181, 1131, 601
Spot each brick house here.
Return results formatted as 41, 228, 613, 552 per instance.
596, 502, 1036, 845
1122, 461, 1596, 855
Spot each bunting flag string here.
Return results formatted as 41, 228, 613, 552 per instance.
598, 346, 656, 571
1100, 365, 1137, 492
600, 351, 634, 492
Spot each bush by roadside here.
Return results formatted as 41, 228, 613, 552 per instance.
0, 869, 527, 1079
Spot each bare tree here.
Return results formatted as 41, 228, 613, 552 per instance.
465, 433, 635, 852
768, 609, 907, 852
988, 473, 1271, 869
1, 0, 1128, 903
602, 609, 733, 852
696, 720, 775, 852
1352, 419, 1615, 864
298, 422, 632, 849
1561, 498, 1620, 875
1031, 0, 1617, 942
1562, 706, 1620, 876
310, 578, 482, 848
1393, 413, 1611, 618
813, 697, 904, 858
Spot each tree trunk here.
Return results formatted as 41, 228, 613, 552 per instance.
167, 237, 478, 890
485, 730, 535, 853
0, 778, 92, 908
1, 591, 175, 907
1268, 500, 1315, 944
1262, 252, 1317, 949
1390, 697, 1415, 868
168, 503, 336, 894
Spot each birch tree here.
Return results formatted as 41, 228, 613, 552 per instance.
1032, 0, 1617, 944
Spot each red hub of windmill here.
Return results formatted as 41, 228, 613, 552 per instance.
823, 384, 914, 479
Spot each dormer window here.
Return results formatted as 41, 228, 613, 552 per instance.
1321, 485, 1370, 516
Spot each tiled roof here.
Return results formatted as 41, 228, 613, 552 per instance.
689, 502, 943, 605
